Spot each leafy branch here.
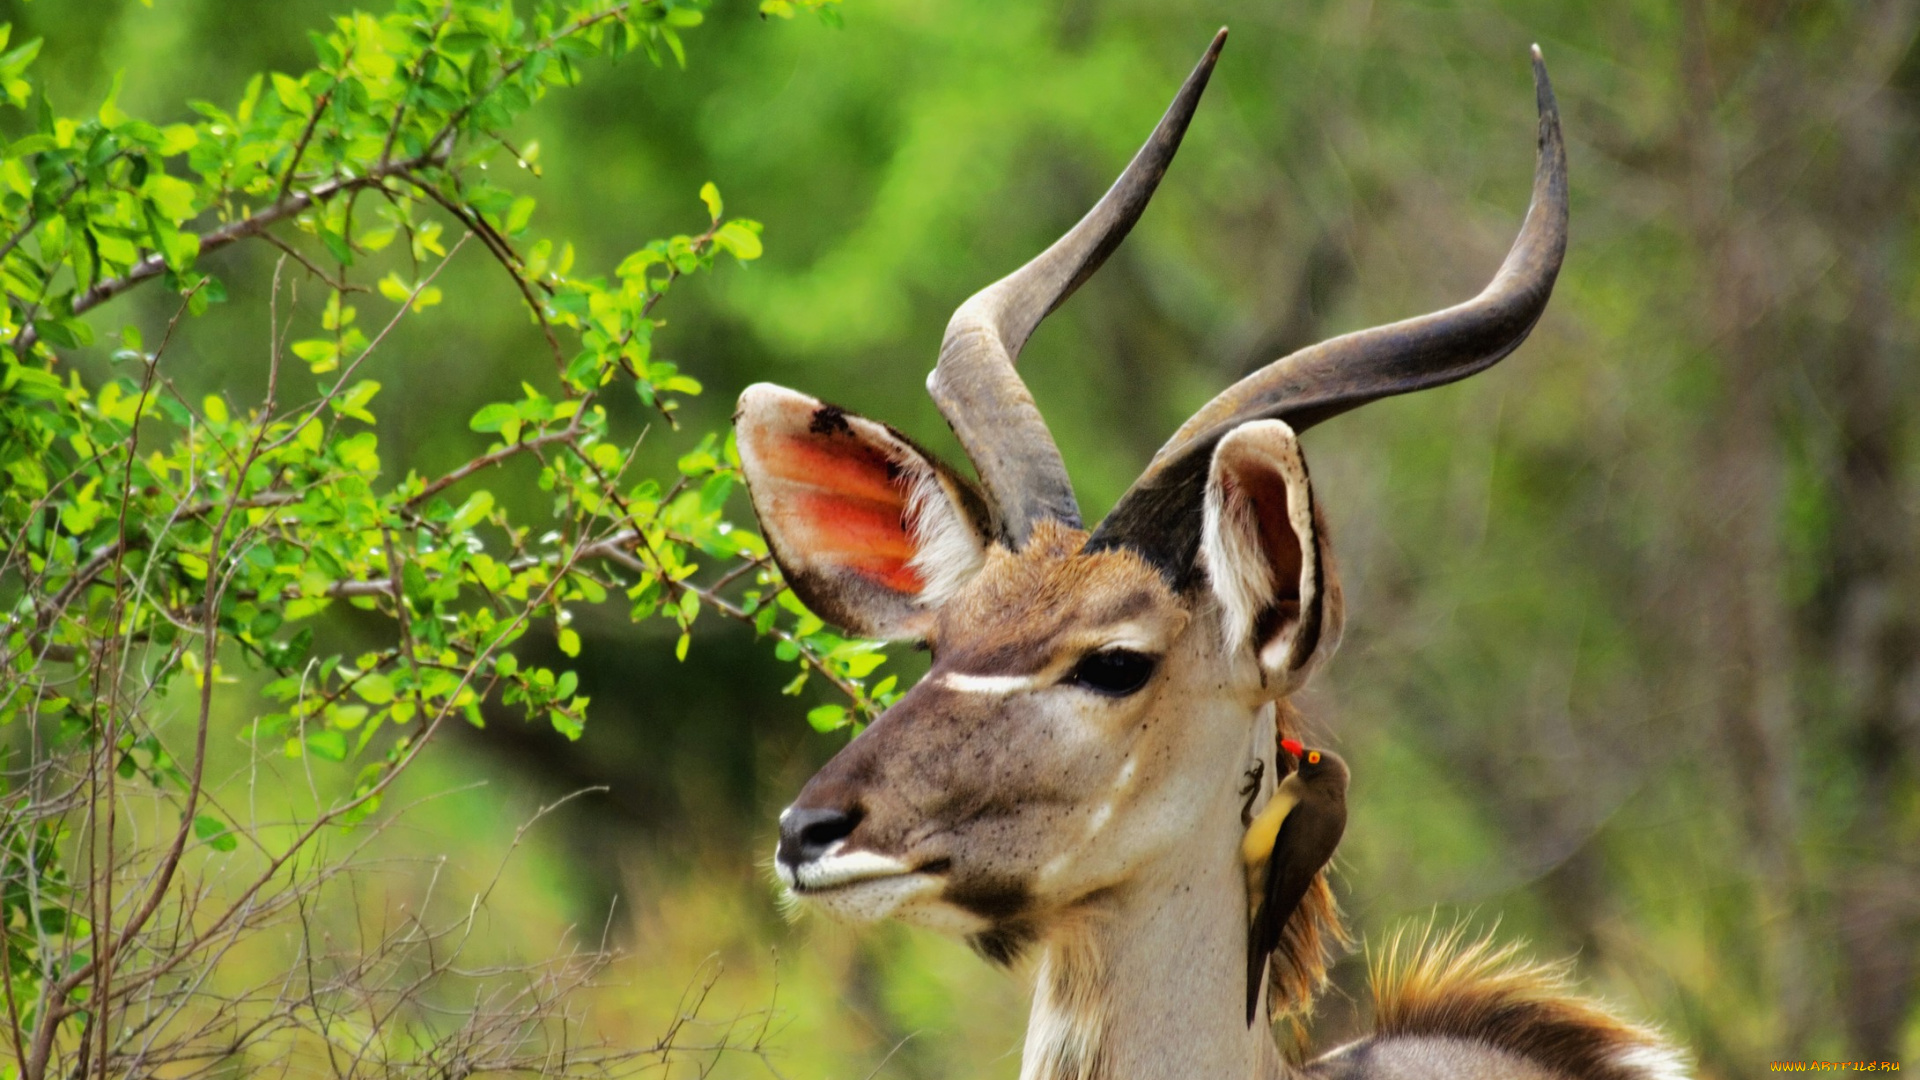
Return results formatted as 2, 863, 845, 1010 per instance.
0, 1, 878, 1077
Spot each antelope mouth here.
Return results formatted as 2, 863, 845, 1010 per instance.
778, 846, 981, 930
784, 846, 917, 893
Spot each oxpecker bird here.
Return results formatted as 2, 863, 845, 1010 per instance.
1242, 738, 1348, 1024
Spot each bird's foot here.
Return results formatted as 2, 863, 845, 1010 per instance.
1239, 760, 1265, 825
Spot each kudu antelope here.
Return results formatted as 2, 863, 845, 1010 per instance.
735, 30, 1687, 1080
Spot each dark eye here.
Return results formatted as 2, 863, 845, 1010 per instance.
1067, 649, 1158, 697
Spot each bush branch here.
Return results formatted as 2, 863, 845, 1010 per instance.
17, 148, 448, 353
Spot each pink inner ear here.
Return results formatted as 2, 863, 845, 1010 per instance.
764, 432, 926, 595
1231, 468, 1304, 639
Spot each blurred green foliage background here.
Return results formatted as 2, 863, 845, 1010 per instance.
5, 0, 1915, 1076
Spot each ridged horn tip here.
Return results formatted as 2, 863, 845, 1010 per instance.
1089, 45, 1570, 582
1531, 45, 1558, 137
925, 29, 1229, 546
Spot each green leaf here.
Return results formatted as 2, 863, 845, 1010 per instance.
713, 220, 763, 261
401, 562, 430, 603
549, 707, 583, 740
149, 214, 200, 270
60, 482, 103, 535
193, 815, 238, 853
36, 317, 94, 349
158, 124, 198, 156
440, 31, 491, 56
98, 69, 127, 127
318, 227, 352, 266
698, 181, 722, 221
571, 572, 608, 604
504, 196, 536, 234
305, 730, 348, 762
271, 72, 312, 113
699, 473, 734, 514
841, 651, 887, 678
449, 490, 494, 531
142, 173, 198, 223
291, 338, 340, 373
469, 403, 517, 433
807, 704, 848, 733
330, 379, 380, 424
0, 37, 44, 81
357, 673, 395, 705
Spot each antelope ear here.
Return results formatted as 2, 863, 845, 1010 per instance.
734, 383, 994, 640
1199, 420, 1344, 688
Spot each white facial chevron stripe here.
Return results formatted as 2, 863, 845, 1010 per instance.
939, 672, 1041, 695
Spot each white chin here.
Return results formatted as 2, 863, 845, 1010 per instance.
793, 875, 990, 935
794, 873, 933, 922
778, 846, 988, 934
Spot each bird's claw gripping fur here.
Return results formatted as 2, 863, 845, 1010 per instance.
1239, 760, 1265, 826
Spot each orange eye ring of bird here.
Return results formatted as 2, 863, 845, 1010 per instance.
1307, 751, 1321, 765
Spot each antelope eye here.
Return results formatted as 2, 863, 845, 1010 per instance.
1067, 649, 1158, 697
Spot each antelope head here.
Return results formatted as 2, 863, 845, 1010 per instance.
735, 28, 1568, 1069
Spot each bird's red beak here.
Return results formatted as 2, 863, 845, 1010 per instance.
1280, 738, 1305, 758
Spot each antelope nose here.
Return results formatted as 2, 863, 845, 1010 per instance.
777, 805, 860, 867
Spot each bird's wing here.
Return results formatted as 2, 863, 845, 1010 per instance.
1244, 794, 1346, 1025
1246, 807, 1311, 1023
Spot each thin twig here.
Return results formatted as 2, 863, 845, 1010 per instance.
379, 4, 456, 168
16, 148, 446, 353
0, 172, 86, 266
405, 409, 585, 509
401, 177, 567, 378
262, 231, 472, 456
274, 88, 336, 205
586, 537, 867, 703
257, 232, 366, 295
424, 4, 637, 154
89, 285, 190, 1080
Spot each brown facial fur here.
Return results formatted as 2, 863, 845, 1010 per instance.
783, 521, 1200, 959
930, 523, 1184, 675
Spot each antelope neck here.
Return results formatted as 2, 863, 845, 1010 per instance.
1020, 708, 1288, 1080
